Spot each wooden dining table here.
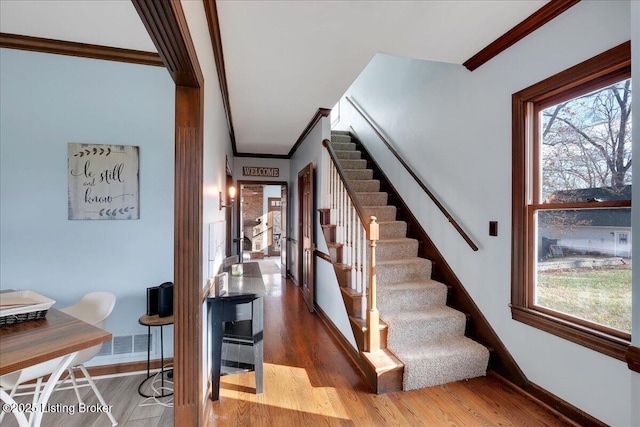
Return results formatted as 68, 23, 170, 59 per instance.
0, 308, 111, 426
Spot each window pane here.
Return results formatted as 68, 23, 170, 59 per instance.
540, 79, 632, 203
535, 208, 632, 333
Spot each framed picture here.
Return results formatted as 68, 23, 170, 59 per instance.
67, 143, 139, 220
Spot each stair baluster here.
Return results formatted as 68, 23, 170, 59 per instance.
322, 139, 381, 352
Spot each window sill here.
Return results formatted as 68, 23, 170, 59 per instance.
511, 305, 629, 361
626, 346, 640, 374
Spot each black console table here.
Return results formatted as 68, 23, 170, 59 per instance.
206, 262, 266, 401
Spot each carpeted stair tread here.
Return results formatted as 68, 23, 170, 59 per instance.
363, 205, 397, 222
331, 141, 356, 151
383, 306, 467, 345
377, 257, 432, 283
378, 220, 408, 239
390, 336, 490, 390
356, 192, 388, 206
335, 150, 362, 160
339, 159, 368, 169
326, 129, 489, 392
331, 134, 352, 143
349, 179, 380, 192
377, 279, 448, 312
376, 238, 419, 260
344, 169, 373, 180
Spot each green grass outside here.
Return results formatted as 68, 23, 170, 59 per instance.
536, 267, 632, 333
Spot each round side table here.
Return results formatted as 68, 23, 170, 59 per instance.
138, 314, 174, 398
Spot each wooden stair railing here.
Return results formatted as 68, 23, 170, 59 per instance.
345, 96, 479, 251
322, 139, 381, 352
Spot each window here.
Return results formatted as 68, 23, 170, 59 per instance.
512, 42, 632, 360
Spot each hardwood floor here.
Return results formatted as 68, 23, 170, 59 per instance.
2, 259, 579, 426
205, 259, 578, 427
1, 372, 173, 427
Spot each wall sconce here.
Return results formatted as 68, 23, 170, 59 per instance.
219, 185, 236, 210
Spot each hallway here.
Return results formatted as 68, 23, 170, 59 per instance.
205, 258, 576, 426
0, 258, 578, 426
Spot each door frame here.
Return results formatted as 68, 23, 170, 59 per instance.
298, 163, 315, 312
236, 180, 288, 267
267, 197, 282, 257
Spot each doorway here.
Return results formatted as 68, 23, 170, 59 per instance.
298, 163, 314, 312
237, 181, 288, 277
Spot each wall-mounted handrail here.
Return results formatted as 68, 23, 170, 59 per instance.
345, 96, 479, 251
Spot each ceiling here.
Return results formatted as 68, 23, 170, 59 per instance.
0, 0, 547, 156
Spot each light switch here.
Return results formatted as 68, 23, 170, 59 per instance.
489, 221, 498, 236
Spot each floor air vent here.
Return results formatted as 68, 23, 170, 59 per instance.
96, 333, 154, 357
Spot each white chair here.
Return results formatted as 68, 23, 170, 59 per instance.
0, 355, 70, 426
58, 292, 118, 426
0, 292, 117, 426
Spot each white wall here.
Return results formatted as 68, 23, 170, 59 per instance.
0, 48, 175, 364
289, 117, 356, 348
336, 1, 636, 425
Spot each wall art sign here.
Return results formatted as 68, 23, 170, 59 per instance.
242, 166, 279, 177
67, 143, 139, 220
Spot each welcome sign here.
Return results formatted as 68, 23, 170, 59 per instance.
242, 166, 279, 177
67, 143, 139, 220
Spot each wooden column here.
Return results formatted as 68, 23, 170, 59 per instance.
132, 1, 205, 425
173, 85, 204, 426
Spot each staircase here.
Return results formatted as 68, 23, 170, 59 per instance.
321, 130, 489, 392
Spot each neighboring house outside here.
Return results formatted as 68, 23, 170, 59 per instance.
540, 186, 632, 259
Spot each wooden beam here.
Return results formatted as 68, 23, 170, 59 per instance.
132, 0, 203, 87
463, 0, 581, 71
132, 1, 205, 425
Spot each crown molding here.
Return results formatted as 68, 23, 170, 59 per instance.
463, 0, 581, 71
0, 32, 163, 67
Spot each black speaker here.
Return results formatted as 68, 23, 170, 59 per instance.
158, 282, 174, 318
146, 286, 159, 316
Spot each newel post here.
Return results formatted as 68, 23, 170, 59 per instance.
367, 216, 380, 352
